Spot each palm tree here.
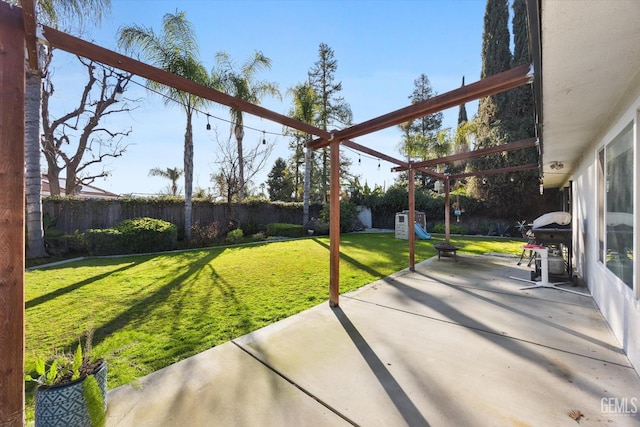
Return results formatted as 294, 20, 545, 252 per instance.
18, 0, 112, 259
288, 83, 319, 224
149, 167, 183, 196
118, 11, 210, 241
213, 51, 281, 200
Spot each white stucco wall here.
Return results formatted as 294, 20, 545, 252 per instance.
572, 97, 640, 373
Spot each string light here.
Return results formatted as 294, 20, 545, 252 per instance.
114, 81, 124, 102
206, 114, 211, 131
377, 160, 381, 170
262, 130, 266, 145
358, 155, 361, 165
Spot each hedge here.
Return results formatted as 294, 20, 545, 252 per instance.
86, 217, 177, 255
265, 223, 304, 238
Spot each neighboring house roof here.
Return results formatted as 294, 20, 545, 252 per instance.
531, 0, 640, 188
42, 176, 120, 199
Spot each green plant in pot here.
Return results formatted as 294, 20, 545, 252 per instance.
26, 335, 107, 427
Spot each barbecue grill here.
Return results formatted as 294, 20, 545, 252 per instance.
530, 211, 575, 283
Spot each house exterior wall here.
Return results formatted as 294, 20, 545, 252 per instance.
572, 93, 640, 372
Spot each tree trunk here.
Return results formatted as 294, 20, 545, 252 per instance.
303, 146, 311, 225
235, 124, 245, 200
25, 70, 47, 258
184, 111, 193, 242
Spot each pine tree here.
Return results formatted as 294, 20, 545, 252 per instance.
308, 43, 353, 202
267, 158, 295, 202
398, 73, 443, 187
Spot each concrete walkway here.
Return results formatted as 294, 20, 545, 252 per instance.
106, 254, 640, 426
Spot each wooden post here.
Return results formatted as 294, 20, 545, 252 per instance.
329, 141, 340, 307
444, 177, 451, 241
408, 166, 415, 271
0, 2, 26, 426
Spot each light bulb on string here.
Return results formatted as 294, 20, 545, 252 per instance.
262, 130, 266, 145
358, 155, 361, 166
114, 81, 124, 102
377, 160, 381, 170
206, 114, 211, 131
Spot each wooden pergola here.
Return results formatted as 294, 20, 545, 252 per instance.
0, 1, 536, 423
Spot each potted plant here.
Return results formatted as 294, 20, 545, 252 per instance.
26, 335, 107, 427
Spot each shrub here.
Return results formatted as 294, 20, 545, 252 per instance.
225, 228, 244, 244
85, 228, 123, 256
251, 232, 267, 241
190, 221, 224, 247
117, 217, 177, 254
431, 223, 467, 235
265, 223, 304, 238
318, 201, 358, 233
241, 221, 261, 236
303, 218, 329, 236
86, 217, 177, 255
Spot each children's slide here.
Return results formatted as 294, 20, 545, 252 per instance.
414, 223, 432, 240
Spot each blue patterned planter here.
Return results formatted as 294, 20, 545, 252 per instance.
35, 362, 107, 427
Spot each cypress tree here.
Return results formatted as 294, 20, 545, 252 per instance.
476, 0, 512, 149
510, 0, 535, 141
506, 0, 540, 217
457, 76, 468, 125
471, 0, 513, 213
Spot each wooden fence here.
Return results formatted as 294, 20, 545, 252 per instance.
43, 198, 322, 235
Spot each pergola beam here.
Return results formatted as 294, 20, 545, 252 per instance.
393, 137, 538, 171
341, 140, 408, 168
449, 163, 539, 179
414, 168, 447, 180
41, 25, 331, 141
309, 64, 533, 150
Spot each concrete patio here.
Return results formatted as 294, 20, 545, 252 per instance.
105, 254, 640, 426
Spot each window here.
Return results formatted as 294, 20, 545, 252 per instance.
598, 149, 605, 262
602, 122, 634, 288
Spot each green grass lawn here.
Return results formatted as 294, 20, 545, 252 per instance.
25, 233, 523, 410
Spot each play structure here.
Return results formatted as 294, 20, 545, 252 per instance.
414, 223, 432, 240
395, 211, 431, 240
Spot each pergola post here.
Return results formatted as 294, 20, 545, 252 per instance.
0, 3, 27, 426
408, 166, 416, 271
329, 140, 340, 307
444, 177, 451, 241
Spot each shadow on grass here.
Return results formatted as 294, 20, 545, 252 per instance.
90, 251, 221, 349
26, 262, 137, 309
311, 238, 386, 279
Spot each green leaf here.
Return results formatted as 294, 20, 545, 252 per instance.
83, 374, 106, 427
45, 360, 59, 384
34, 358, 45, 376
72, 344, 83, 381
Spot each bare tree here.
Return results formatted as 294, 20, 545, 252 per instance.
41, 55, 135, 196
211, 130, 274, 203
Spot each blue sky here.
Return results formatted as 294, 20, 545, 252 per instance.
48, 0, 489, 197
